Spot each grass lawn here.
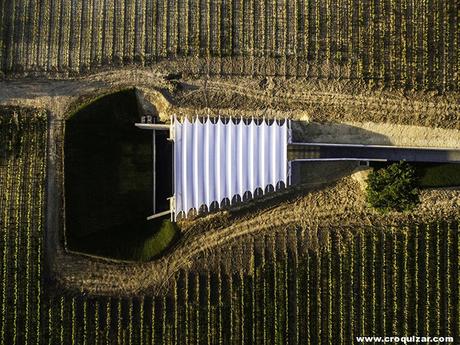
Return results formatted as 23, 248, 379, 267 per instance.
370, 161, 460, 188
68, 216, 180, 261
416, 163, 460, 188
133, 219, 179, 261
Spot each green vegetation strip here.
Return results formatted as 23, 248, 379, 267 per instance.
132, 220, 179, 262
367, 161, 460, 212
69, 218, 180, 262
417, 164, 460, 188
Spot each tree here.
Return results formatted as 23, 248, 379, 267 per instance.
366, 161, 420, 213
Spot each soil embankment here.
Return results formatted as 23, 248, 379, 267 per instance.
52, 175, 460, 296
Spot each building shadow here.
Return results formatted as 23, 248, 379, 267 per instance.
291, 121, 393, 145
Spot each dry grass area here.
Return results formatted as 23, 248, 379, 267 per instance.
172, 76, 460, 130
1, 69, 459, 131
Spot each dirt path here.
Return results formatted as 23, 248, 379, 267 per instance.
2, 70, 458, 147
174, 77, 460, 130
0, 69, 459, 129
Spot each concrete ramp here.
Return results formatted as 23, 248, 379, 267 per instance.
288, 143, 460, 163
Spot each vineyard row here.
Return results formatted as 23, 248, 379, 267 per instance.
0, 0, 458, 90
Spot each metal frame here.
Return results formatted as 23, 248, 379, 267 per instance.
289, 141, 460, 151
135, 121, 174, 221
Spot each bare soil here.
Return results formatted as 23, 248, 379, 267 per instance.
172, 75, 460, 130
296, 121, 460, 148
0, 69, 459, 130
1, 69, 459, 142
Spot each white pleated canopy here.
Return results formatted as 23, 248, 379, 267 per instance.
173, 116, 289, 219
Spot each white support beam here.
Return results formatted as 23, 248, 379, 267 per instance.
146, 209, 172, 220
135, 123, 171, 130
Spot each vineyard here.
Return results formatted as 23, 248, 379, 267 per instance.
39, 224, 460, 345
0, 0, 458, 91
1, 115, 459, 344
0, 0, 459, 343
0, 109, 47, 345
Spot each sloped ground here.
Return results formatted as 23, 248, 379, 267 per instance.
1, 68, 459, 131
171, 76, 460, 130
297, 121, 460, 148
52, 175, 460, 295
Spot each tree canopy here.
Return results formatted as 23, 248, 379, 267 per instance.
366, 161, 420, 213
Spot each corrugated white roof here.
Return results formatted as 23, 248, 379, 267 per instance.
173, 116, 289, 219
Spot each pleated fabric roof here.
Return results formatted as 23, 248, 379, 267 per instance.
173, 116, 290, 219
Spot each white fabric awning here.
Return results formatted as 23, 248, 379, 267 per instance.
173, 116, 290, 219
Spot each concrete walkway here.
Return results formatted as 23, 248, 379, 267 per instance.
288, 143, 460, 163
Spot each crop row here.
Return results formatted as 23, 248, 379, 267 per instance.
0, 116, 47, 345
25, 222, 460, 344
0, 0, 458, 90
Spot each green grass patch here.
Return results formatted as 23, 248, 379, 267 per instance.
370, 162, 460, 189
416, 163, 460, 188
68, 216, 180, 261
366, 161, 420, 213
132, 219, 179, 261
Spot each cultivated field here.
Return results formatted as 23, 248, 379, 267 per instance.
0, 110, 46, 344
1, 113, 460, 344
0, 0, 458, 91
1, 0, 459, 343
